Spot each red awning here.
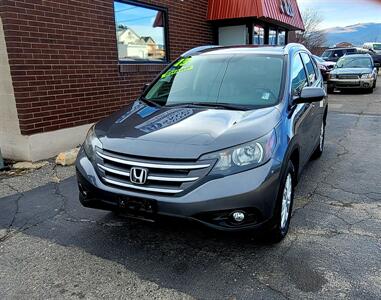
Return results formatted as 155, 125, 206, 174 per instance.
153, 11, 164, 28
207, 0, 305, 31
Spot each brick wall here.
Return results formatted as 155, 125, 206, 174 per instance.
0, 0, 214, 135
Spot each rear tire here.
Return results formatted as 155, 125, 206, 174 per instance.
265, 161, 295, 243
311, 121, 325, 159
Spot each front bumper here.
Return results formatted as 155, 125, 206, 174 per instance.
76, 149, 282, 232
328, 78, 374, 89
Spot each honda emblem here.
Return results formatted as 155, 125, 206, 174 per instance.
130, 167, 148, 185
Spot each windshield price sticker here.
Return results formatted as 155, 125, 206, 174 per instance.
161, 57, 194, 79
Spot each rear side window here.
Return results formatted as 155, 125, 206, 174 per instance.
291, 54, 308, 96
346, 49, 357, 54
300, 53, 317, 84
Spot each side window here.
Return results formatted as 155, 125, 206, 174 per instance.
334, 50, 344, 58
291, 54, 308, 96
300, 53, 317, 84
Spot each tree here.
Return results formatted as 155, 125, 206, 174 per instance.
293, 9, 327, 51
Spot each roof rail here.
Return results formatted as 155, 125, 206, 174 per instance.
181, 45, 220, 57
284, 43, 307, 52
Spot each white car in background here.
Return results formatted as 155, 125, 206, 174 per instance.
363, 42, 381, 54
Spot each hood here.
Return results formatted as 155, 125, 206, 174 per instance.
95, 101, 281, 159
322, 61, 335, 67
331, 67, 372, 75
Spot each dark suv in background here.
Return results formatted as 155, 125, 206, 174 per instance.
76, 44, 328, 242
322, 47, 381, 69
321, 47, 358, 62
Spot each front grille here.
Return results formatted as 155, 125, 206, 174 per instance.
338, 74, 359, 79
95, 149, 214, 195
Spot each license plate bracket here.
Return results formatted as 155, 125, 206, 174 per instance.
118, 196, 156, 215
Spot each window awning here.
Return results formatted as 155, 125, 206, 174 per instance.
207, 0, 305, 31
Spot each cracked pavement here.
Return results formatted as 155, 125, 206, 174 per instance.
1, 87, 381, 299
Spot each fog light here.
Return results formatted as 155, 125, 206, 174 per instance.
232, 211, 245, 223
364, 83, 370, 88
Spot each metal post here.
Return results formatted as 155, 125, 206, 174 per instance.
0, 148, 5, 170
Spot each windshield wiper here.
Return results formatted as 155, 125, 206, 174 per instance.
166, 102, 248, 111
140, 97, 162, 108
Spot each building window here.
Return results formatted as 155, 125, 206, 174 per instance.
253, 25, 265, 45
269, 29, 277, 45
114, 1, 167, 63
278, 30, 286, 46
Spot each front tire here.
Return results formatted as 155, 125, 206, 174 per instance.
266, 161, 295, 243
366, 87, 374, 94
327, 85, 334, 94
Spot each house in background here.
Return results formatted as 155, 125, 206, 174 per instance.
116, 26, 164, 61
117, 26, 150, 60
0, 0, 304, 161
334, 42, 355, 48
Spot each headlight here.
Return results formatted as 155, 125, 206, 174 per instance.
201, 130, 277, 176
329, 74, 337, 79
361, 73, 372, 79
83, 125, 102, 161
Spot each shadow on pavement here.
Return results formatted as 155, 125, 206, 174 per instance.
0, 176, 295, 299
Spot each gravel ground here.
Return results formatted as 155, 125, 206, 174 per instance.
0, 161, 75, 198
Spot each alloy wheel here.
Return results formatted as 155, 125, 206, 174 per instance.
319, 123, 325, 152
280, 173, 292, 230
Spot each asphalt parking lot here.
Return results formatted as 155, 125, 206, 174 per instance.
1, 87, 381, 299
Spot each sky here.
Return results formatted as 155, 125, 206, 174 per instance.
297, 0, 381, 29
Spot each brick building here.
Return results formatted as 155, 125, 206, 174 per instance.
0, 0, 304, 161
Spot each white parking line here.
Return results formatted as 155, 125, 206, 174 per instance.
336, 113, 381, 118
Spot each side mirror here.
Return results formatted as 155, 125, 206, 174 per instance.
293, 87, 326, 105
142, 83, 150, 92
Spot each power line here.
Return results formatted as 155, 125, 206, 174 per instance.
116, 14, 158, 24
115, 6, 139, 13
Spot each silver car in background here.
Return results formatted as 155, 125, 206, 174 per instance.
327, 54, 378, 93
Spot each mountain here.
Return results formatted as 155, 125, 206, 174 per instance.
323, 23, 381, 47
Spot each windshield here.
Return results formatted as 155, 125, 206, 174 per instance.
321, 51, 332, 58
144, 54, 284, 109
336, 57, 372, 68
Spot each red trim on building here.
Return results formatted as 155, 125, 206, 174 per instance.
208, 0, 263, 21
208, 0, 304, 31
